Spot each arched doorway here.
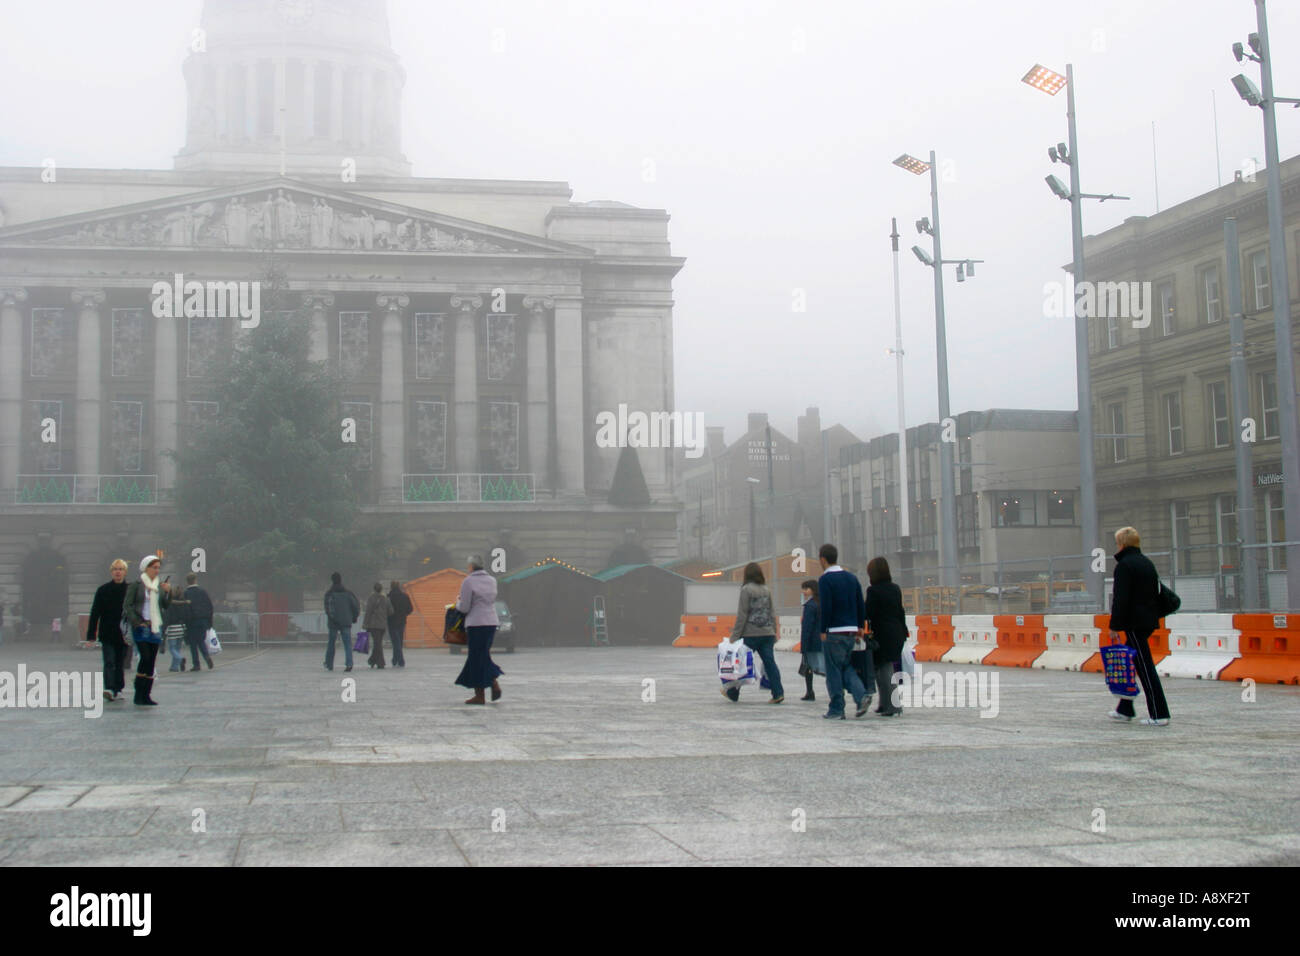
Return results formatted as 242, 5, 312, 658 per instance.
21, 548, 69, 639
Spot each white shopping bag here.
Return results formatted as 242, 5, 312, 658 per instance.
901, 645, 916, 677
717, 638, 757, 686
204, 627, 222, 656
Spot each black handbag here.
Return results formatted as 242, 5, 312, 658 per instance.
1156, 582, 1181, 619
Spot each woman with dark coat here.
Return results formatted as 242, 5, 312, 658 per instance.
122, 555, 171, 706
387, 580, 413, 669
865, 556, 908, 717
86, 558, 130, 701
798, 579, 823, 701
454, 555, 502, 704
362, 582, 392, 669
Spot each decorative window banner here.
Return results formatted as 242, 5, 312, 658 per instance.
342, 400, 373, 470
187, 316, 222, 378
30, 308, 71, 378
413, 400, 448, 471
111, 309, 145, 378
483, 400, 520, 472
339, 312, 370, 379
187, 400, 220, 428
485, 314, 517, 381
31, 399, 62, 472
414, 313, 447, 380
111, 400, 144, 473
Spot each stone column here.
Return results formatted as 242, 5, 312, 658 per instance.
302, 291, 333, 364
0, 288, 27, 496
303, 60, 315, 140
274, 56, 286, 141
360, 68, 373, 149
451, 294, 481, 475
522, 295, 552, 488
153, 301, 180, 499
244, 61, 257, 140
331, 65, 344, 145
216, 61, 229, 140
71, 289, 105, 482
552, 297, 585, 493
377, 293, 408, 504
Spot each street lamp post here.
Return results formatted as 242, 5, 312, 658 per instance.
1231, 1, 1300, 606
889, 218, 911, 543
893, 152, 981, 590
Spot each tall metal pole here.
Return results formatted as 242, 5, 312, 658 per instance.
1065, 64, 1101, 609
1254, 0, 1300, 606
891, 218, 911, 540
822, 428, 832, 548
928, 151, 958, 589
1225, 217, 1260, 608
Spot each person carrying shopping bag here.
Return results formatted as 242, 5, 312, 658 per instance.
721, 562, 784, 704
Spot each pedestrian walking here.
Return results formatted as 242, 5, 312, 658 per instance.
816, 544, 870, 719
122, 555, 171, 706
721, 562, 784, 704
86, 559, 130, 702
323, 572, 360, 672
798, 579, 823, 701
865, 557, 908, 717
183, 573, 214, 671
454, 555, 502, 704
163, 584, 189, 671
1108, 526, 1171, 726
363, 582, 392, 669
387, 580, 413, 669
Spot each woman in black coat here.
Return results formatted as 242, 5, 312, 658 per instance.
865, 557, 908, 717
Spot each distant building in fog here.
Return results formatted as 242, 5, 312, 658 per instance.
0, 0, 683, 627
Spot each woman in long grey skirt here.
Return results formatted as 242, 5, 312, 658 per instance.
454, 555, 502, 705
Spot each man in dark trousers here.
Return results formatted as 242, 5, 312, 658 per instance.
817, 544, 871, 720
1108, 526, 1170, 726
323, 571, 360, 672
183, 573, 215, 671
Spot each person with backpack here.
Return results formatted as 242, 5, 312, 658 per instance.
323, 571, 360, 672
1108, 526, 1171, 726
721, 562, 784, 704
817, 544, 870, 719
183, 572, 215, 671
163, 583, 189, 671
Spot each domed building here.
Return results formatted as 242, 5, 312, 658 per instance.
0, 0, 684, 629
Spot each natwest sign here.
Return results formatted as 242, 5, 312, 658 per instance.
1256, 472, 1285, 487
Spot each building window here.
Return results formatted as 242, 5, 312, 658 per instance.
187, 400, 219, 428
30, 308, 71, 378
111, 309, 145, 378
1202, 265, 1222, 323
341, 400, 372, 470
1171, 500, 1192, 575
339, 312, 370, 379
1158, 281, 1175, 336
1164, 392, 1183, 455
187, 316, 222, 378
481, 399, 520, 472
1251, 249, 1271, 311
1106, 314, 1119, 350
996, 492, 1035, 527
1209, 382, 1230, 449
1260, 372, 1279, 440
110, 400, 144, 473
413, 313, 448, 380
30, 399, 62, 472
1216, 494, 1237, 571
411, 399, 448, 471
1108, 402, 1127, 463
1047, 491, 1074, 525
485, 313, 518, 381
1267, 489, 1286, 571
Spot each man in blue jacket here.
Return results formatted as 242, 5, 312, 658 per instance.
817, 544, 870, 719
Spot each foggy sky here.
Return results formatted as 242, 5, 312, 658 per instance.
1, 0, 1297, 448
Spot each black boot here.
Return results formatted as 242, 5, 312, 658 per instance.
801, 672, 815, 701
134, 675, 158, 706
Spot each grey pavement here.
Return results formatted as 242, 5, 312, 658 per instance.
0, 640, 1297, 866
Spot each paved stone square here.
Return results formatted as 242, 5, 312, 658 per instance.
0, 640, 1296, 866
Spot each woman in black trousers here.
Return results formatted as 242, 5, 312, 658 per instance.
1108, 526, 1171, 726
122, 555, 171, 706
86, 559, 130, 701
865, 557, 908, 717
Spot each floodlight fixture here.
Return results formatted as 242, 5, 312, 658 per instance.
1045, 174, 1072, 200
893, 153, 931, 175
1057, 141, 1069, 160
1047, 146, 1059, 163
912, 245, 934, 266
1232, 73, 1263, 106
1233, 41, 1245, 62
1248, 32, 1261, 56
955, 263, 965, 282
964, 259, 976, 277
915, 216, 931, 234
1022, 63, 1066, 96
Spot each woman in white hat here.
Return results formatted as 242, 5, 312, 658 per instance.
122, 555, 171, 706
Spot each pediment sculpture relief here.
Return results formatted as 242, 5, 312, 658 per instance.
31, 189, 520, 254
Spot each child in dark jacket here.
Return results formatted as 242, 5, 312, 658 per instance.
798, 580, 824, 701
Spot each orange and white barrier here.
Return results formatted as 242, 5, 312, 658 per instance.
942, 615, 999, 665
1221, 614, 1300, 685
1037, 614, 1105, 671
1159, 613, 1241, 680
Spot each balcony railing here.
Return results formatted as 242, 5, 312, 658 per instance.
403, 473, 535, 503
16, 474, 158, 505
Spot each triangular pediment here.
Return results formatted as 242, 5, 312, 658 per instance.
0, 177, 594, 258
